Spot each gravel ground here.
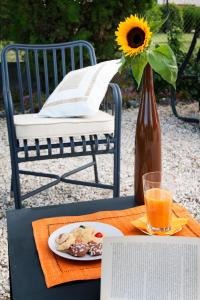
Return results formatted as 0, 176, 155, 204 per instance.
0, 104, 200, 300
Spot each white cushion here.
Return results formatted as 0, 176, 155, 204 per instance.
38, 59, 120, 117
14, 111, 114, 139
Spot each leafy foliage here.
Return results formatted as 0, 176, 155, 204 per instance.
182, 5, 200, 33
159, 4, 183, 62
160, 4, 183, 33
150, 4, 199, 104
119, 35, 178, 88
154, 51, 200, 103
167, 25, 183, 54
147, 44, 177, 88
176, 52, 200, 102
130, 52, 148, 88
0, 0, 10, 40
1, 0, 156, 60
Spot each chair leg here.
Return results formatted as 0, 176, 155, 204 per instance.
12, 167, 22, 209
113, 139, 120, 198
10, 151, 22, 209
90, 136, 99, 183
92, 154, 99, 183
10, 173, 14, 198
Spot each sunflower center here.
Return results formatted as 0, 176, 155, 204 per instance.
127, 27, 145, 48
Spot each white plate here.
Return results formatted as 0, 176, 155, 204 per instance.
48, 221, 124, 261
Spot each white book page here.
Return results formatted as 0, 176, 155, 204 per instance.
101, 236, 200, 300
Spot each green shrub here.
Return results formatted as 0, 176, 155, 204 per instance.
0, 0, 10, 40
182, 5, 200, 33
1, 0, 156, 60
158, 4, 184, 55
146, 4, 162, 29
167, 25, 183, 54
160, 4, 183, 33
154, 52, 200, 103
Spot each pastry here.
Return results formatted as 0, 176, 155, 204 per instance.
88, 241, 103, 256
55, 224, 104, 257
66, 243, 89, 257
55, 233, 76, 251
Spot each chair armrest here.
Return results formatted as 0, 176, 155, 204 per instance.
108, 83, 122, 116
101, 83, 122, 115
106, 83, 122, 138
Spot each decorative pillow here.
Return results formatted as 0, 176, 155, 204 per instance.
39, 59, 120, 117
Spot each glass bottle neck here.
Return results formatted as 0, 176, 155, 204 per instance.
138, 63, 159, 125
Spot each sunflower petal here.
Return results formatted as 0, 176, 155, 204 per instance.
115, 15, 152, 57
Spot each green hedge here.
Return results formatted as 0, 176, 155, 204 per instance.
159, 4, 200, 34
182, 5, 200, 33
160, 4, 183, 32
1, 0, 156, 60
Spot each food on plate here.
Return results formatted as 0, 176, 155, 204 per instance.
55, 224, 104, 257
55, 233, 76, 251
88, 241, 103, 256
66, 243, 89, 257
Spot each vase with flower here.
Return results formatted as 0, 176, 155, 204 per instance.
115, 15, 178, 205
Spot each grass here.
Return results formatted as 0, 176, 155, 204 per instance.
154, 33, 200, 54
0, 40, 19, 62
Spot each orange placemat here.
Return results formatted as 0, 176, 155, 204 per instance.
32, 203, 200, 288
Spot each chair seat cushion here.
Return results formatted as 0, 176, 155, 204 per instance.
14, 111, 114, 139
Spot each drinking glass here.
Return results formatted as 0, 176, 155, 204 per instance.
143, 171, 174, 233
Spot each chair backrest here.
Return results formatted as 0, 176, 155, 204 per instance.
1, 40, 96, 114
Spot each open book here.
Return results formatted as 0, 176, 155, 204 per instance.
101, 236, 200, 300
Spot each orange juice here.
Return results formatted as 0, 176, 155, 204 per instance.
144, 188, 172, 229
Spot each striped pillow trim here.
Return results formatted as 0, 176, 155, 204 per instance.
43, 62, 107, 108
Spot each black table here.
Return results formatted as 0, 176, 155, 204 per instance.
7, 196, 136, 300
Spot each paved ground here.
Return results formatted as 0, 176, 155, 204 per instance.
0, 104, 199, 299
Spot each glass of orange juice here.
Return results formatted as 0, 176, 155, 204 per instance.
143, 171, 174, 233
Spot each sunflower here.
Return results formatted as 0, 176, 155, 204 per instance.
115, 15, 152, 57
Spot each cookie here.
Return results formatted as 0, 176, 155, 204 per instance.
67, 243, 89, 257
56, 233, 76, 251
88, 242, 102, 256
55, 233, 69, 245
71, 226, 96, 243
55, 225, 104, 257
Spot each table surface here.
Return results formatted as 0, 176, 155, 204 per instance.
7, 196, 136, 300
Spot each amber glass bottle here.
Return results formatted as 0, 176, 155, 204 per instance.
134, 63, 161, 205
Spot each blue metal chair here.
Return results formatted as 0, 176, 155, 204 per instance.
1, 40, 122, 209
